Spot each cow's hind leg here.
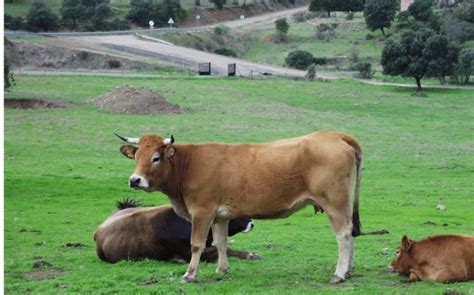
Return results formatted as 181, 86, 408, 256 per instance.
212, 220, 229, 274
323, 201, 353, 284
181, 212, 214, 283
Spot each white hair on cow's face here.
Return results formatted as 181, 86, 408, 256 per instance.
242, 221, 253, 233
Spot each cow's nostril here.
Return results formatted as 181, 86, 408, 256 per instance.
130, 177, 141, 187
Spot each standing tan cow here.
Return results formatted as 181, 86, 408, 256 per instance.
116, 131, 362, 283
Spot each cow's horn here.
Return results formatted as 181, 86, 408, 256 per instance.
164, 135, 174, 145
114, 133, 139, 144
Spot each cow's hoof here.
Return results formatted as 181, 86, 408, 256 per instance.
331, 275, 345, 284
181, 276, 194, 283
248, 253, 262, 260
215, 267, 228, 274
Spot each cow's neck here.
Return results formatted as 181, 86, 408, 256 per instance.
159, 145, 192, 219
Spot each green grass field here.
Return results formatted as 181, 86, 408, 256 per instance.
4, 75, 474, 294
241, 16, 386, 68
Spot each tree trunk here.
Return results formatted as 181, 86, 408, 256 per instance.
415, 77, 422, 90
195, 0, 200, 6
381, 27, 385, 36
327, 10, 330, 17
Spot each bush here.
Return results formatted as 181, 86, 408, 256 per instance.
353, 61, 374, 79
350, 46, 360, 62
316, 23, 335, 41
440, 14, 474, 43
313, 57, 327, 65
275, 18, 289, 43
305, 63, 316, 80
5, 14, 26, 30
365, 33, 374, 40
286, 50, 314, 70
214, 48, 237, 57
346, 11, 354, 20
107, 60, 122, 68
4, 56, 15, 92
454, 48, 474, 84
214, 25, 230, 36
109, 18, 130, 30
26, 1, 59, 32
77, 51, 89, 60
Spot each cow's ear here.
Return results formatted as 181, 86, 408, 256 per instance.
164, 145, 176, 159
120, 145, 137, 159
401, 235, 412, 251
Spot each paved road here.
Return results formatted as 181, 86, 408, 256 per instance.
70, 35, 322, 77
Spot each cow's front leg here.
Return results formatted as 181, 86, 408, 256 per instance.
212, 220, 229, 274
181, 213, 214, 283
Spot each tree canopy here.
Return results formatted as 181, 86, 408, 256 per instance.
363, 0, 399, 36
381, 28, 460, 89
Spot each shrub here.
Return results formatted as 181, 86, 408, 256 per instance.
214, 25, 230, 36
4, 56, 15, 92
454, 48, 474, 84
26, 1, 59, 32
286, 50, 314, 70
107, 60, 122, 68
306, 63, 316, 80
346, 11, 354, 20
313, 57, 327, 65
365, 33, 374, 40
350, 46, 360, 62
214, 48, 237, 57
275, 18, 289, 42
353, 61, 374, 79
77, 51, 89, 60
5, 14, 26, 30
316, 23, 335, 41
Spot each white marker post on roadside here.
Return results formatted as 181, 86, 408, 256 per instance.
168, 18, 174, 28
196, 15, 200, 27
240, 15, 245, 20
149, 20, 155, 29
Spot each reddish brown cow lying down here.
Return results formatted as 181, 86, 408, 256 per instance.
390, 235, 474, 283
94, 200, 260, 263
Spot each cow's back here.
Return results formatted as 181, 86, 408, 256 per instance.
183, 131, 359, 219
415, 235, 474, 281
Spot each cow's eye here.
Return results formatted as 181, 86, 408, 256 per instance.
396, 249, 400, 255
152, 156, 160, 163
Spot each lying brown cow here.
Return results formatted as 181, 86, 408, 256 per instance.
390, 235, 474, 283
94, 199, 260, 263
116, 131, 362, 283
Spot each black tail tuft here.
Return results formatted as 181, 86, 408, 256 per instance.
352, 210, 361, 237
116, 198, 142, 210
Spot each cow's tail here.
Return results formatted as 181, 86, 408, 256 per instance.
341, 135, 362, 237
116, 198, 142, 210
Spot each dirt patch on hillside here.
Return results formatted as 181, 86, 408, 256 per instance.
4, 38, 159, 71
5, 99, 69, 109
91, 85, 186, 115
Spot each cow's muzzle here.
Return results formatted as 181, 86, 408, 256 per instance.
129, 174, 149, 189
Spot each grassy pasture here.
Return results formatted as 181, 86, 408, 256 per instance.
4, 75, 474, 294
